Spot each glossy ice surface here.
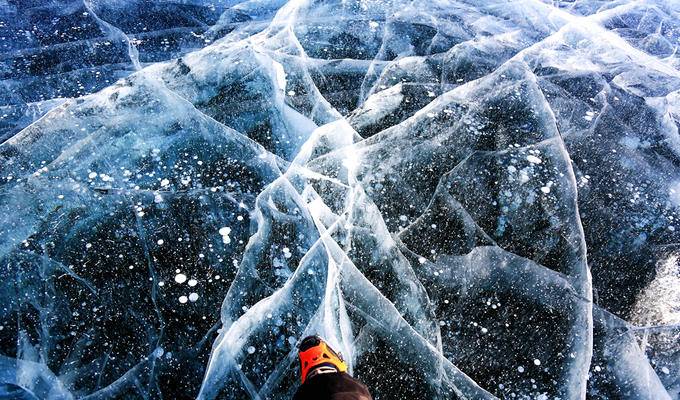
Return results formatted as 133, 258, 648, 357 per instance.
1, 0, 679, 399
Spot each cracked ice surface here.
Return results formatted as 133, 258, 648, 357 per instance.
1, 0, 680, 399
0, 0, 267, 142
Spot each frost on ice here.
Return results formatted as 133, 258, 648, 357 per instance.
1, 0, 680, 399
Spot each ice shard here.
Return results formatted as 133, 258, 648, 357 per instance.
1, 0, 679, 399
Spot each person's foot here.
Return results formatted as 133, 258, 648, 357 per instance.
297, 335, 347, 383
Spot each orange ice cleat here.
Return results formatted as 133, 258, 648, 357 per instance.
297, 335, 348, 384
